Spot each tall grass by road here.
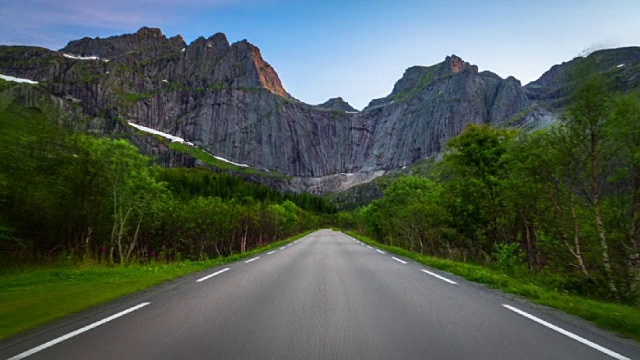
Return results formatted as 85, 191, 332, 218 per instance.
0, 231, 314, 340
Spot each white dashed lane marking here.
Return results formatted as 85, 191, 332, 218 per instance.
503, 305, 630, 360
197, 267, 230, 283
421, 269, 457, 284
7, 303, 151, 360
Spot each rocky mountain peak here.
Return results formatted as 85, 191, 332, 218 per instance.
191, 33, 230, 56
136, 27, 164, 39
169, 34, 186, 48
60, 26, 179, 59
251, 45, 288, 98
314, 97, 358, 112
442, 55, 478, 75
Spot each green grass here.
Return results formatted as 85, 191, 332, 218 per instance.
503, 105, 536, 127
345, 231, 640, 342
167, 142, 289, 179
0, 78, 18, 92
0, 230, 314, 340
119, 92, 154, 103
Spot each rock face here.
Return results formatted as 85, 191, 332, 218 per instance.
1, 28, 638, 193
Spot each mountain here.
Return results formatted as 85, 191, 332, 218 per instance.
0, 28, 638, 194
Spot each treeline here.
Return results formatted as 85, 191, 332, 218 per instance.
0, 101, 334, 265
347, 77, 640, 300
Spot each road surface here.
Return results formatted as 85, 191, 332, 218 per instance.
2, 229, 639, 359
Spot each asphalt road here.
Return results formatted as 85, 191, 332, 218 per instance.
2, 229, 640, 359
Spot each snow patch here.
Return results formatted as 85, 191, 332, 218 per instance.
389, 100, 395, 104
346, 111, 359, 114
339, 173, 354, 176
162, 79, 168, 83
0, 73, 38, 84
181, 48, 186, 52
212, 155, 249, 168
127, 122, 193, 145
63, 53, 100, 60
128, 122, 252, 168
617, 64, 625, 68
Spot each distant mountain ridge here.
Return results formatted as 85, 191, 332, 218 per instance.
313, 97, 358, 112
0, 27, 638, 193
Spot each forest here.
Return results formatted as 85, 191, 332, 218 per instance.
0, 95, 336, 266
346, 75, 640, 301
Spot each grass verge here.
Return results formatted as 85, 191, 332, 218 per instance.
167, 142, 290, 179
345, 231, 640, 342
0, 230, 315, 341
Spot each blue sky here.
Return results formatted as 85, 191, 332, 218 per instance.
1, 0, 639, 109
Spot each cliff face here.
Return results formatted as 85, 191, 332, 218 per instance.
1, 28, 637, 193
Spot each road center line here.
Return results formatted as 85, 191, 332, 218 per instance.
421, 269, 457, 284
196, 267, 230, 282
7, 302, 151, 360
244, 257, 260, 263
267, 251, 276, 255
502, 304, 630, 360
392, 257, 407, 264
376, 249, 385, 254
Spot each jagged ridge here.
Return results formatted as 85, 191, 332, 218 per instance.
1, 28, 638, 193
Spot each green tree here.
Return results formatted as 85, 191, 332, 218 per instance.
90, 138, 167, 264
607, 94, 640, 291
562, 76, 618, 293
440, 125, 516, 259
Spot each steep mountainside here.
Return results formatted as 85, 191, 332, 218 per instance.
524, 47, 640, 107
1, 28, 638, 193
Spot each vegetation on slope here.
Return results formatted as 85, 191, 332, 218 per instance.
0, 86, 335, 267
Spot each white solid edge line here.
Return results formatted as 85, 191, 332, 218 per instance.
392, 257, 407, 264
376, 249, 385, 254
244, 257, 260, 263
196, 267, 230, 282
7, 302, 151, 360
421, 269, 457, 284
502, 305, 630, 360
267, 251, 276, 255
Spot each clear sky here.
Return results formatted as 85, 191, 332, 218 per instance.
1, 0, 639, 109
